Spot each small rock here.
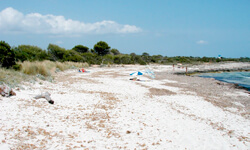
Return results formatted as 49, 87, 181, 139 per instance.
126, 130, 131, 134
48, 100, 54, 104
0, 84, 16, 97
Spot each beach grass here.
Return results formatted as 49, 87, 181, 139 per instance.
0, 67, 33, 88
20, 60, 89, 76
21, 61, 52, 76
0, 61, 89, 87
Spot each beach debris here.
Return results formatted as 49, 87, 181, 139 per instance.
0, 83, 16, 97
34, 92, 54, 104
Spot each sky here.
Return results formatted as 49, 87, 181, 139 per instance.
0, 0, 249, 58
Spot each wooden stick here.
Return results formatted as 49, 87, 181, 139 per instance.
34, 92, 54, 104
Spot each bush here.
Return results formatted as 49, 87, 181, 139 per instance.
0, 41, 16, 68
82, 53, 99, 64
72, 45, 89, 53
120, 55, 131, 64
14, 45, 49, 62
64, 50, 86, 62
102, 54, 114, 64
47, 44, 67, 61
135, 55, 146, 65
12, 64, 21, 71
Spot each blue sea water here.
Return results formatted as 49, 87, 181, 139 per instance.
198, 72, 250, 91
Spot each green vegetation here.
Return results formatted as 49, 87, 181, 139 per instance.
0, 40, 249, 69
72, 45, 89, 54
0, 41, 16, 68
93, 41, 110, 56
0, 60, 89, 87
20, 60, 89, 76
2, 40, 249, 68
0, 40, 249, 87
14, 45, 49, 62
0, 67, 33, 88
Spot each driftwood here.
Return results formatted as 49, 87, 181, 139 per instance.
0, 84, 16, 97
34, 92, 54, 104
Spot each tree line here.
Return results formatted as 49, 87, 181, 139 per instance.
0, 40, 249, 69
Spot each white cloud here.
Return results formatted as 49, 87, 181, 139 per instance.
0, 7, 142, 35
196, 40, 208, 44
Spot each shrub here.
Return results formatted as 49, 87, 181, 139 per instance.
72, 45, 89, 53
0, 41, 16, 68
47, 44, 67, 61
14, 45, 49, 62
64, 50, 86, 62
12, 64, 21, 71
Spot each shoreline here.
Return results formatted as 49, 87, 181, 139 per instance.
174, 62, 250, 75
172, 62, 250, 92
197, 72, 250, 92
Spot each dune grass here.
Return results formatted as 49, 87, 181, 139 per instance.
0, 67, 33, 88
20, 61, 89, 76
21, 61, 52, 76
0, 61, 89, 87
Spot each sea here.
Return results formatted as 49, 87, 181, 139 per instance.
198, 72, 250, 91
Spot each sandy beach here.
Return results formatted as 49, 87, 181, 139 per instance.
0, 63, 249, 149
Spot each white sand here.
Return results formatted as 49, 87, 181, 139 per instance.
0, 65, 249, 149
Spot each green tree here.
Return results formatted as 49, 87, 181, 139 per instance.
135, 55, 146, 65
161, 56, 172, 64
82, 52, 99, 64
110, 48, 120, 55
14, 45, 48, 62
90, 49, 95, 53
130, 53, 137, 64
120, 55, 131, 64
0, 41, 16, 68
151, 55, 163, 63
200, 56, 210, 62
64, 50, 85, 62
142, 52, 150, 57
141, 52, 150, 63
179, 56, 191, 64
93, 41, 110, 56
47, 44, 67, 61
72, 45, 89, 53
102, 54, 114, 64
114, 55, 121, 64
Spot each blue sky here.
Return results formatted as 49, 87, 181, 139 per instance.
0, 0, 249, 57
